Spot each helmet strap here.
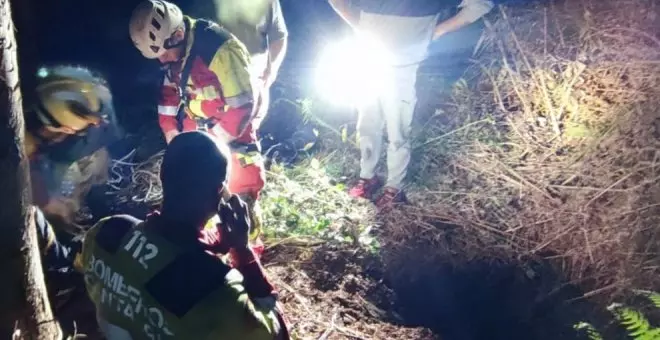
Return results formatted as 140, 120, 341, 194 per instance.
34, 102, 61, 128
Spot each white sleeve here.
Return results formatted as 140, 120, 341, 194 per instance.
456, 0, 495, 24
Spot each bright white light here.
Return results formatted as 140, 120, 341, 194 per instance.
314, 35, 394, 107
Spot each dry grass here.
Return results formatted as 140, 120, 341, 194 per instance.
376, 0, 660, 301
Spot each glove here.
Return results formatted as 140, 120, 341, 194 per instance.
217, 194, 251, 251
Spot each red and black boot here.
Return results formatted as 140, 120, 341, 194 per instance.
348, 176, 382, 200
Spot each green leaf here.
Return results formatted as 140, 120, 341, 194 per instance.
608, 304, 652, 339
341, 125, 348, 143
639, 328, 660, 340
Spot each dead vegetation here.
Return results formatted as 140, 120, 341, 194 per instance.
380, 0, 660, 301
263, 244, 435, 340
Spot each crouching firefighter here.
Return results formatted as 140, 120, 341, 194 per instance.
79, 131, 290, 340
24, 65, 120, 277
26, 65, 120, 231
129, 0, 266, 243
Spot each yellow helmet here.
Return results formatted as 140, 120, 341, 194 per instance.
34, 66, 112, 133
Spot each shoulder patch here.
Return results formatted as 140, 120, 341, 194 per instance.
144, 250, 232, 318
94, 215, 141, 254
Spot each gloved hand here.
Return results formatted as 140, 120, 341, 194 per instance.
217, 194, 251, 251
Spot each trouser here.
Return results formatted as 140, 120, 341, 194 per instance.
356, 56, 422, 190
252, 83, 270, 131
227, 149, 266, 240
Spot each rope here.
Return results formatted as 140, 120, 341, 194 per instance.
106, 149, 165, 204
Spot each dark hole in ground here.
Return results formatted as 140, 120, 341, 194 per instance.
295, 242, 623, 340
384, 261, 589, 340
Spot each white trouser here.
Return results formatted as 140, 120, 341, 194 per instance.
356, 45, 428, 189
356, 12, 437, 190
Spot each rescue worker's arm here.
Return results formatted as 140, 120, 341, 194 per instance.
262, 0, 288, 88
158, 77, 181, 143
432, 0, 494, 40
220, 195, 276, 299
219, 195, 287, 339
328, 0, 360, 28
33, 206, 82, 272
207, 39, 256, 141
230, 247, 276, 299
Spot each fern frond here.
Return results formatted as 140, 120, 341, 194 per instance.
574, 322, 604, 340
638, 327, 660, 340
608, 303, 652, 339
634, 290, 660, 309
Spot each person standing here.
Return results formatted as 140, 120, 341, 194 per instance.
215, 0, 288, 128
328, 0, 494, 210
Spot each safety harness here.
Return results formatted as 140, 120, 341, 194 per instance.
173, 18, 261, 167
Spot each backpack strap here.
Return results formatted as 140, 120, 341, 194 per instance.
175, 18, 233, 132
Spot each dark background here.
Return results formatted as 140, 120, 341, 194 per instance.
11, 0, 351, 136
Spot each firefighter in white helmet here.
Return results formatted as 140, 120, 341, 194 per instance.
129, 0, 266, 244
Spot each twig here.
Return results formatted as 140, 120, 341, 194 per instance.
582, 228, 595, 264
273, 277, 313, 314
415, 118, 492, 148
500, 6, 561, 138
584, 171, 635, 207
266, 236, 326, 249
567, 280, 630, 302
318, 310, 339, 340
477, 61, 507, 112
618, 203, 660, 216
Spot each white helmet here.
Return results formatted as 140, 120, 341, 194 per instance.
129, 0, 184, 59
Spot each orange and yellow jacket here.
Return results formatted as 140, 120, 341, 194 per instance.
158, 17, 257, 145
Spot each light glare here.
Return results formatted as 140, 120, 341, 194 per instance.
315, 36, 394, 107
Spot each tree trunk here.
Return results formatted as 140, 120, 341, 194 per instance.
0, 0, 62, 339
9, 0, 41, 107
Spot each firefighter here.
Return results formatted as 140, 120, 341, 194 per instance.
79, 131, 289, 340
22, 65, 119, 275
26, 65, 119, 229
129, 0, 265, 239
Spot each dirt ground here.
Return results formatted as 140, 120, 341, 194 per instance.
263, 243, 437, 340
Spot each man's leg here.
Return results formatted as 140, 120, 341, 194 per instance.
350, 98, 385, 199
378, 60, 420, 205
357, 100, 384, 180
